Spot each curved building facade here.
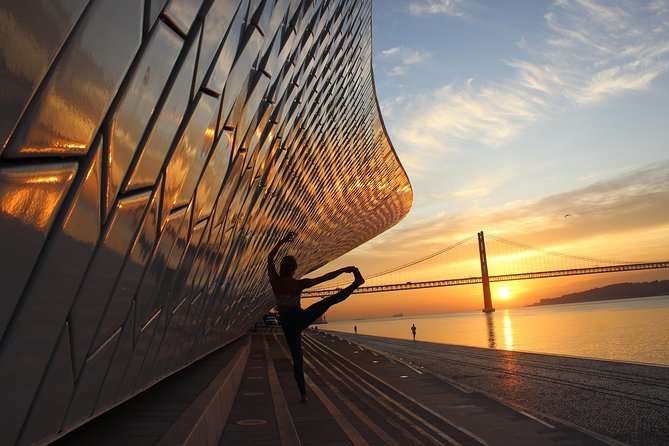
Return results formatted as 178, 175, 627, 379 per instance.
0, 0, 412, 443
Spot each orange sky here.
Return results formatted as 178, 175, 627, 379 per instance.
308, 163, 669, 321
316, 269, 668, 321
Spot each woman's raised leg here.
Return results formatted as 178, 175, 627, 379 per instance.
300, 270, 364, 330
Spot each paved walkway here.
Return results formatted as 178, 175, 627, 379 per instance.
55, 329, 667, 445
328, 331, 669, 446
221, 331, 615, 445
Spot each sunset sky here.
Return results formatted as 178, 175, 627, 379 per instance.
312, 0, 669, 320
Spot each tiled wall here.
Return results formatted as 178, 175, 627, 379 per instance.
0, 0, 412, 443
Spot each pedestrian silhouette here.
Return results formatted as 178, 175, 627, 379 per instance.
268, 232, 364, 402
411, 323, 416, 341
354, 325, 357, 334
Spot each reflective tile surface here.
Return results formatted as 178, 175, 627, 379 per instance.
0, 1, 412, 444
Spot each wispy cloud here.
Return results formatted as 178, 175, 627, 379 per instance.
391, 79, 545, 151
381, 46, 432, 64
380, 46, 432, 77
408, 0, 464, 16
540, 0, 669, 105
346, 161, 669, 269
388, 1, 669, 154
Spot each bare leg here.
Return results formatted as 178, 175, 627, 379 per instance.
280, 269, 364, 401
299, 270, 364, 331
287, 331, 306, 398
280, 320, 307, 400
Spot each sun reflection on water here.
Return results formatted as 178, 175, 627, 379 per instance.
502, 310, 514, 350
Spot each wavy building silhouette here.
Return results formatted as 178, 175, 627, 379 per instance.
0, 0, 412, 443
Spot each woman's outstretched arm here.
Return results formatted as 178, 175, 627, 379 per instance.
267, 232, 295, 282
298, 266, 355, 290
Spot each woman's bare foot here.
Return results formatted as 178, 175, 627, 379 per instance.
353, 268, 365, 286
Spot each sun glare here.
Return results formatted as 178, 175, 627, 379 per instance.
497, 287, 512, 299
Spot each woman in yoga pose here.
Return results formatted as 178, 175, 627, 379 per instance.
268, 232, 364, 402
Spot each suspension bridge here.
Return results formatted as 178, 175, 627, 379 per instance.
302, 232, 669, 312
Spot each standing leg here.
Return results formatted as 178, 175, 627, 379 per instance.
281, 323, 307, 400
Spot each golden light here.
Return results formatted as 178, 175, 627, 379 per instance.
497, 286, 512, 299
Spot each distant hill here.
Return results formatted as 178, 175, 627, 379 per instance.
530, 280, 669, 306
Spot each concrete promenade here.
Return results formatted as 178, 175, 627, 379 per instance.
327, 331, 669, 446
52, 328, 669, 445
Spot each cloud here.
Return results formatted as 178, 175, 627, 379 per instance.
472, 161, 669, 263
451, 185, 490, 199
392, 79, 544, 151
388, 66, 408, 77
381, 47, 400, 57
380, 46, 432, 77
408, 0, 464, 16
541, 0, 669, 105
335, 160, 669, 274
387, 1, 669, 155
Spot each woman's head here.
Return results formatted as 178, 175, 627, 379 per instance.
279, 255, 297, 277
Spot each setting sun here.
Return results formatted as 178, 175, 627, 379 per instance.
497, 286, 512, 299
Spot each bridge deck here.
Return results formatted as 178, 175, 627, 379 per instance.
302, 261, 669, 298
53, 329, 669, 445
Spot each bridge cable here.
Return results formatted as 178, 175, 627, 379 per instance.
485, 234, 638, 265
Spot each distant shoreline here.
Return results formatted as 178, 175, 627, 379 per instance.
529, 280, 669, 306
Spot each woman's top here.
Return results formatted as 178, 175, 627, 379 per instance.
275, 293, 300, 308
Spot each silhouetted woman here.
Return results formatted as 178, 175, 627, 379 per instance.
268, 232, 364, 402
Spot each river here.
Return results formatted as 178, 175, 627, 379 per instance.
324, 295, 669, 366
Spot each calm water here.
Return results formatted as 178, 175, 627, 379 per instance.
325, 295, 669, 366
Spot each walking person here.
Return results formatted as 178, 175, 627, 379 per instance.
268, 232, 364, 402
411, 323, 416, 341
354, 325, 357, 334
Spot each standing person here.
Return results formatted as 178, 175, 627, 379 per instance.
354, 325, 358, 334
411, 323, 416, 341
268, 232, 365, 402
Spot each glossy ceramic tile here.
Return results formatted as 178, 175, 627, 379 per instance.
149, 0, 171, 31
236, 74, 271, 146
258, 31, 282, 79
117, 308, 162, 400
195, 0, 240, 90
107, 22, 182, 213
0, 0, 88, 153
219, 26, 264, 125
94, 304, 135, 412
163, 93, 218, 214
0, 1, 412, 443
206, 0, 248, 93
63, 328, 120, 430
163, 0, 205, 35
5, 0, 142, 158
69, 191, 151, 376
0, 162, 76, 340
194, 132, 232, 221
126, 30, 199, 191
15, 326, 74, 446
134, 205, 189, 328
153, 291, 189, 377
135, 309, 168, 390
0, 149, 100, 445
92, 184, 161, 351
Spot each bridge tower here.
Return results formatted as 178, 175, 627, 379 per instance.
478, 231, 495, 313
